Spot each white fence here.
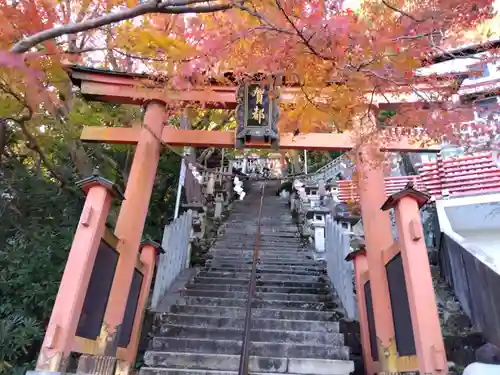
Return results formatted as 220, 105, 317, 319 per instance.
325, 216, 357, 320
150, 210, 193, 310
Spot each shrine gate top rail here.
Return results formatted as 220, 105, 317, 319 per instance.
67, 65, 441, 152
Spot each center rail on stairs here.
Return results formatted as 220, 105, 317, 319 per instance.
238, 182, 266, 375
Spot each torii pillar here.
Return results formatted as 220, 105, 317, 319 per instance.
99, 100, 165, 353
355, 117, 398, 372
381, 184, 447, 374
345, 247, 377, 375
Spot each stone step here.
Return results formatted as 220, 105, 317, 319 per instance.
218, 230, 298, 236
205, 255, 315, 263
139, 369, 299, 375
212, 243, 304, 249
177, 296, 334, 311
204, 264, 325, 274
183, 289, 333, 303
210, 249, 307, 256
185, 283, 330, 295
219, 229, 298, 233
225, 222, 297, 231
203, 264, 326, 276
209, 249, 309, 255
221, 233, 298, 238
211, 244, 307, 250
224, 221, 295, 225
183, 289, 332, 303
163, 315, 340, 332
142, 352, 354, 375
222, 229, 296, 233
192, 277, 325, 289
159, 325, 344, 346
168, 305, 341, 321
150, 338, 350, 360
196, 272, 323, 283
140, 367, 353, 375
207, 254, 312, 262
206, 258, 319, 267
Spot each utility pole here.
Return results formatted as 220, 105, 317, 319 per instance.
304, 150, 308, 174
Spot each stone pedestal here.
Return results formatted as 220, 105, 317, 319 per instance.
182, 203, 207, 239
290, 192, 298, 212
214, 194, 224, 219
334, 214, 361, 233
306, 208, 330, 253
313, 222, 326, 253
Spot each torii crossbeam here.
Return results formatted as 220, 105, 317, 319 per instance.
81, 126, 439, 152
71, 65, 440, 152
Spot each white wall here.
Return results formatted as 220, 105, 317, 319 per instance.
436, 193, 500, 274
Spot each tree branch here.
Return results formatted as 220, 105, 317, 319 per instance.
380, 0, 421, 23
10, 0, 235, 54
274, 0, 333, 61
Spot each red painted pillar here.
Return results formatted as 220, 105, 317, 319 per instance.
346, 248, 377, 375
35, 176, 122, 371
382, 185, 447, 374
101, 100, 165, 353
356, 141, 398, 372
115, 241, 164, 374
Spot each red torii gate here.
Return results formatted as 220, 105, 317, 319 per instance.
35, 65, 447, 375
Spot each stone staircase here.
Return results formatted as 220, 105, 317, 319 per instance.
304, 153, 354, 184
141, 182, 355, 375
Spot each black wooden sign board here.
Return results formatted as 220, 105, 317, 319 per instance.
245, 83, 271, 127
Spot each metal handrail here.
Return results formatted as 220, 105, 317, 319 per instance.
238, 182, 266, 375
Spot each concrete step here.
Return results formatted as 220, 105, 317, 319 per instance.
140, 369, 342, 375
212, 245, 305, 251
162, 314, 340, 332
185, 283, 330, 295
207, 260, 325, 268
206, 258, 320, 267
219, 231, 299, 236
192, 277, 325, 289
218, 231, 299, 237
200, 268, 322, 279
209, 249, 308, 257
216, 234, 300, 239
205, 255, 316, 263
212, 243, 305, 250
196, 272, 323, 283
168, 305, 342, 321
206, 256, 314, 264
208, 249, 310, 256
204, 264, 325, 274
142, 352, 354, 375
183, 290, 331, 303
224, 220, 295, 225
224, 219, 294, 223
140, 368, 355, 375
177, 296, 335, 311
159, 325, 344, 346
151, 337, 350, 360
